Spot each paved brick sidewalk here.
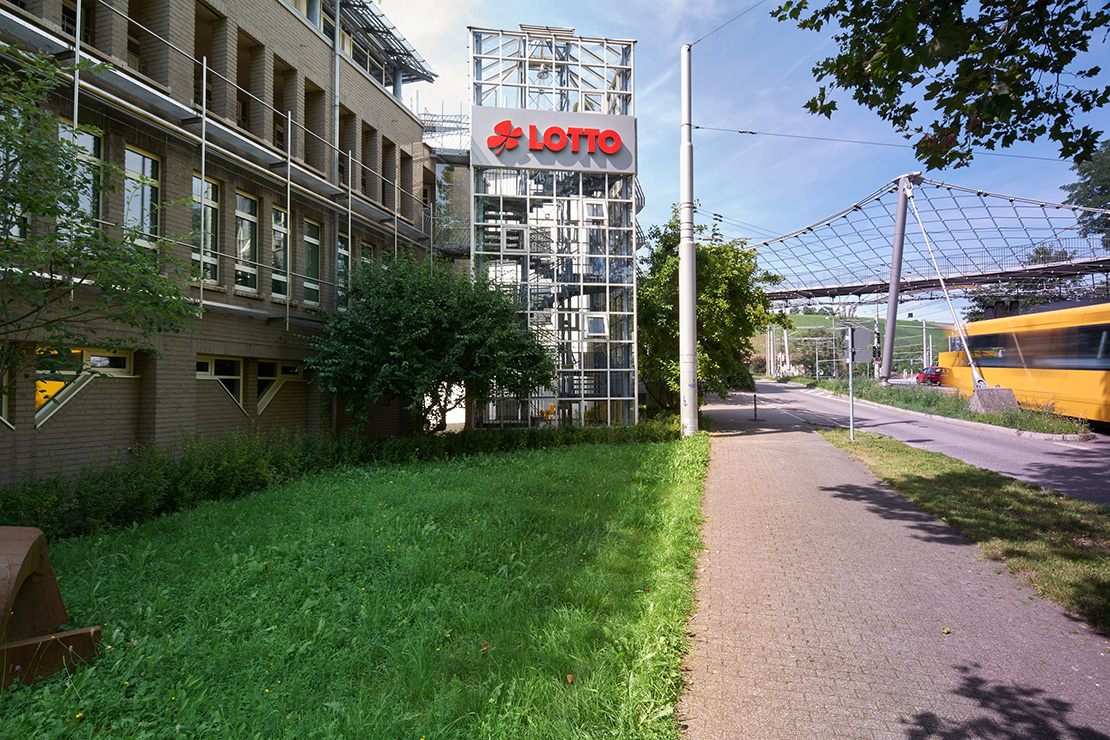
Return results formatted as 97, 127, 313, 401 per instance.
677, 394, 1110, 739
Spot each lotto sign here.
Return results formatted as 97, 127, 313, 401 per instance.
471, 106, 637, 174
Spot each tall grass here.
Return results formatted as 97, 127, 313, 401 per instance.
0, 437, 708, 739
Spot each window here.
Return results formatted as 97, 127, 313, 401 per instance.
127, 33, 147, 75
272, 206, 288, 297
35, 348, 134, 424
62, 0, 93, 43
124, 147, 159, 246
58, 122, 103, 224
191, 175, 219, 282
196, 356, 242, 406
235, 193, 259, 291
303, 219, 320, 304
256, 361, 302, 413
337, 233, 350, 307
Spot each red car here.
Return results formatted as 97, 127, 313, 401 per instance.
916, 366, 949, 385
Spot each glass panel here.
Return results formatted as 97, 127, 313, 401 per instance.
213, 358, 239, 376
555, 171, 580, 197
529, 227, 554, 253
474, 57, 499, 82
584, 341, 607, 369
610, 400, 634, 424
587, 228, 606, 255
609, 229, 632, 256
527, 87, 552, 110
557, 227, 578, 254
608, 93, 632, 116
529, 199, 556, 225
609, 342, 632, 369
528, 170, 553, 196
580, 64, 604, 91
500, 197, 527, 223
476, 195, 502, 223
557, 87, 579, 113
499, 59, 524, 84
609, 257, 634, 285
609, 313, 633, 340
609, 371, 633, 397
504, 227, 525, 251
610, 286, 633, 312
500, 85, 523, 108
584, 256, 606, 283
584, 285, 606, 310
582, 174, 606, 198
583, 375, 606, 399
608, 202, 631, 228
475, 224, 501, 252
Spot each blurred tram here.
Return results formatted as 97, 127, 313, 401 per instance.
938, 302, 1110, 423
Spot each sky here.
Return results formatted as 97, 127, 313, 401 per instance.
380, 0, 1110, 320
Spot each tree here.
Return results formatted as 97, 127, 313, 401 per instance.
1062, 139, 1110, 237
638, 209, 787, 410
773, 0, 1110, 169
305, 255, 556, 432
0, 50, 197, 388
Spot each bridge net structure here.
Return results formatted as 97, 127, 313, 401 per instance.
730, 176, 1110, 309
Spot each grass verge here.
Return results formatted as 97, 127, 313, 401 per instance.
815, 378, 1090, 436
821, 428, 1110, 633
0, 436, 708, 739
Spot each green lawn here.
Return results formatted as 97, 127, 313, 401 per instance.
1, 438, 708, 739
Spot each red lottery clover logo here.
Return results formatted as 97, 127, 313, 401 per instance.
488, 120, 523, 155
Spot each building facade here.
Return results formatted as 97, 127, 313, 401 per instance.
467, 25, 640, 427
0, 0, 437, 483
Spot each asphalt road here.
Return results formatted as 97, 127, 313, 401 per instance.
742, 380, 1110, 508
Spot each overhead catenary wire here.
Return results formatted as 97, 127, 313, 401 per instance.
691, 0, 773, 46
693, 125, 1066, 163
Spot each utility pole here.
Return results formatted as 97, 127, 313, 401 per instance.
783, 330, 791, 374
922, 318, 928, 369
678, 44, 697, 436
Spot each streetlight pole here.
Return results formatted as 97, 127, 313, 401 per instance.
678, 44, 698, 436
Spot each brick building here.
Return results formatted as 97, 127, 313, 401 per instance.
0, 0, 437, 483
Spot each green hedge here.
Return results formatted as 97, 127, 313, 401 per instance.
0, 419, 682, 539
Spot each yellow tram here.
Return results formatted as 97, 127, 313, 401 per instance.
938, 302, 1110, 423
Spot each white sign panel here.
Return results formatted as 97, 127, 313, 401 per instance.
470, 106, 637, 174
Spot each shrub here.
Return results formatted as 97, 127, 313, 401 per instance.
0, 417, 684, 539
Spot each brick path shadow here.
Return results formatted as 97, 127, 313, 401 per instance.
821, 481, 970, 546
902, 663, 1110, 740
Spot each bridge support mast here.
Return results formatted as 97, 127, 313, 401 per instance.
880, 173, 923, 383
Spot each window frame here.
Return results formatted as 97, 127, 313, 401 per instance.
34, 348, 136, 425
234, 191, 259, 291
337, 232, 350, 308
303, 218, 321, 305
256, 361, 303, 414
191, 174, 220, 283
196, 355, 244, 409
124, 146, 160, 248
271, 206, 289, 297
